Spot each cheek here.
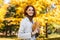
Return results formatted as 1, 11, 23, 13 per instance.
26, 10, 34, 16
31, 11, 34, 14
29, 11, 34, 14
29, 12, 34, 16
26, 11, 30, 15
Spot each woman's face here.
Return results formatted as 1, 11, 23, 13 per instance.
26, 7, 34, 16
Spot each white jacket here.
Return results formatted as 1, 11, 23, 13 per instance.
18, 17, 36, 40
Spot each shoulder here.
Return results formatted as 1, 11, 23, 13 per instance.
20, 17, 28, 24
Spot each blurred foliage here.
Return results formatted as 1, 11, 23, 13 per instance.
0, 0, 60, 37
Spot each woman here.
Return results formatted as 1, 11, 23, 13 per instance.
18, 5, 39, 40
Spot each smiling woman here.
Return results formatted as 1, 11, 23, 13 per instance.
18, 5, 40, 40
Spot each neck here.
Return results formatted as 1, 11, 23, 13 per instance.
27, 15, 33, 22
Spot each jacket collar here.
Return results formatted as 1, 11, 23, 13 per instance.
26, 17, 34, 24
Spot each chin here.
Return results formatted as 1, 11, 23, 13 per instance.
30, 15, 33, 17
27, 14, 33, 17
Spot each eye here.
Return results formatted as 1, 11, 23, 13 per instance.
32, 9, 34, 11
28, 7, 34, 11
29, 9, 31, 11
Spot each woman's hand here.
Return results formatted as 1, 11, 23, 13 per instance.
31, 27, 40, 36
32, 22, 40, 36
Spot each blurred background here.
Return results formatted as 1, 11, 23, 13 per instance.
0, 0, 60, 40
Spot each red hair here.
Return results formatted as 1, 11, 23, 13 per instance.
24, 5, 36, 17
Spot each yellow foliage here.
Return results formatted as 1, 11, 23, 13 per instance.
0, 0, 60, 27
0, 0, 3, 4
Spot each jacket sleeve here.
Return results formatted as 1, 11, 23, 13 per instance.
18, 20, 31, 39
